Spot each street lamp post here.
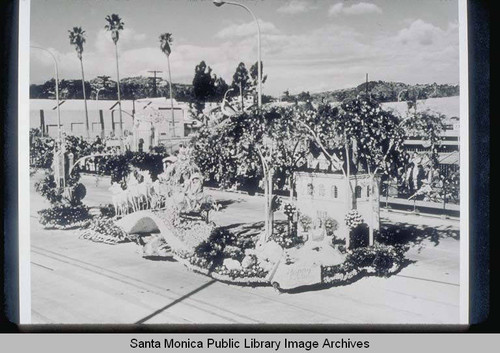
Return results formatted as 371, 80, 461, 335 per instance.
213, 0, 262, 108
31, 45, 66, 187
31, 46, 62, 141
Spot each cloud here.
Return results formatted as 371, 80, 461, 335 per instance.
328, 3, 343, 16
329, 2, 382, 16
277, 0, 316, 15
215, 20, 280, 39
30, 19, 459, 97
396, 19, 445, 46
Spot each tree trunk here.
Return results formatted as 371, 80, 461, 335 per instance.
289, 175, 294, 202
267, 169, 274, 239
114, 43, 124, 152
167, 55, 175, 138
345, 140, 353, 209
344, 138, 353, 250
240, 82, 244, 111
261, 173, 269, 244
368, 175, 375, 246
80, 58, 90, 139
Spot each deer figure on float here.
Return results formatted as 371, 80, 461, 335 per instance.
108, 183, 130, 217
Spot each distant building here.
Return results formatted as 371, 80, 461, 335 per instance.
29, 97, 202, 152
382, 96, 460, 176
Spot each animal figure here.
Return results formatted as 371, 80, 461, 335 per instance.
108, 183, 130, 216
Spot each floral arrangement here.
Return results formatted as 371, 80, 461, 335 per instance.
298, 214, 313, 232
324, 217, 339, 236
322, 245, 406, 284
283, 203, 297, 220
38, 204, 91, 229
270, 223, 303, 249
176, 220, 215, 252
212, 262, 269, 281
345, 209, 363, 229
80, 216, 130, 244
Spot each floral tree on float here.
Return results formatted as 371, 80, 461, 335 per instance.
189, 103, 408, 290
193, 105, 310, 243
295, 98, 406, 246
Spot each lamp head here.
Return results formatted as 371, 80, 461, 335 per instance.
213, 0, 225, 7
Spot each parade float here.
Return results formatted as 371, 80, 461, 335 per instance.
33, 100, 408, 292
100, 147, 405, 292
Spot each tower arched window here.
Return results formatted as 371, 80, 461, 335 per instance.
331, 185, 338, 198
355, 186, 362, 199
318, 184, 325, 197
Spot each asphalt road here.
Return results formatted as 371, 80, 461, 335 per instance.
29, 172, 461, 324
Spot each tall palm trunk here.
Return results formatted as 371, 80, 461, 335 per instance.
114, 43, 124, 150
166, 55, 175, 138
79, 58, 90, 139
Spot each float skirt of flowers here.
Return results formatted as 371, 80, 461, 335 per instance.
170, 244, 405, 290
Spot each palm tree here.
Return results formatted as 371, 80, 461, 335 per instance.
159, 33, 175, 137
105, 14, 125, 146
68, 26, 90, 138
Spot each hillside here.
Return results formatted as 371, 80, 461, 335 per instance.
30, 76, 194, 102
286, 81, 459, 103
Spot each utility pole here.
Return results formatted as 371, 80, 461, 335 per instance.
147, 70, 163, 97
365, 73, 369, 100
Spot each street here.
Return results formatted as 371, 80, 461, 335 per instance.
29, 172, 461, 324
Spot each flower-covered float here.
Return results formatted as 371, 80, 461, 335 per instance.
34, 142, 407, 292
114, 200, 406, 292
108, 149, 407, 292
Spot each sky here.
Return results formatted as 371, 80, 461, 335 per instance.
29, 0, 460, 96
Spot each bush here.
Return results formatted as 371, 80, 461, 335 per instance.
349, 223, 369, 249
150, 145, 169, 155
64, 135, 93, 164
100, 154, 131, 185
38, 204, 91, 229
129, 152, 165, 181
35, 172, 63, 204
63, 182, 87, 206
99, 203, 116, 218
30, 129, 54, 168
98, 151, 168, 186
194, 228, 237, 271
